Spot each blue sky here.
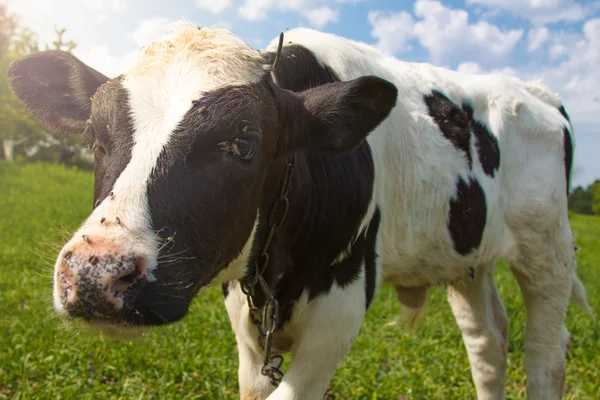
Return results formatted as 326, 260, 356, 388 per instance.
5, 0, 600, 186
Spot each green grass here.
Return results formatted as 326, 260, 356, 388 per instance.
0, 160, 598, 399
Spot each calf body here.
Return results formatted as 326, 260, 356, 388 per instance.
8, 24, 590, 400
230, 29, 589, 399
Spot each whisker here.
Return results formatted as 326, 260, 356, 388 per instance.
155, 292, 186, 300
151, 309, 169, 323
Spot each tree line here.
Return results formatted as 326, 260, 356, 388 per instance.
569, 180, 600, 216
1, 4, 90, 168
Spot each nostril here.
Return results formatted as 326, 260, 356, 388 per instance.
112, 267, 141, 295
111, 256, 149, 296
119, 269, 141, 284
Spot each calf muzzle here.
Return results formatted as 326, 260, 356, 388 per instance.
55, 236, 150, 320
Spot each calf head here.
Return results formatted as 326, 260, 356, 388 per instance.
8, 24, 397, 331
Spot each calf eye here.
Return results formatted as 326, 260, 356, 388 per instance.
232, 138, 254, 159
218, 138, 255, 160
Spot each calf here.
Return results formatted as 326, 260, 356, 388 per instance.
9, 23, 590, 399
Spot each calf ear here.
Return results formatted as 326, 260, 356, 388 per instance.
299, 76, 398, 154
8, 50, 109, 135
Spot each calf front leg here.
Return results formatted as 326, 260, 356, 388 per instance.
225, 283, 276, 400
267, 276, 368, 400
236, 335, 277, 400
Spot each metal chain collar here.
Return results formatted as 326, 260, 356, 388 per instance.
240, 155, 295, 387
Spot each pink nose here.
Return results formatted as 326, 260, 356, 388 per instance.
56, 235, 149, 318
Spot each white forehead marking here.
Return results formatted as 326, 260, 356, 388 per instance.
122, 22, 268, 196
72, 24, 269, 272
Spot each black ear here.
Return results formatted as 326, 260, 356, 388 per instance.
301, 76, 398, 154
8, 50, 109, 135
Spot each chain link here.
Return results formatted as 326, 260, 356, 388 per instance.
240, 155, 295, 387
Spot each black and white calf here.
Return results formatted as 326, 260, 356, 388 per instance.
9, 24, 591, 400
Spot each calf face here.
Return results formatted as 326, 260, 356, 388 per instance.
8, 24, 397, 329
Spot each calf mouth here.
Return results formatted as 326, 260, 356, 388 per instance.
66, 296, 188, 340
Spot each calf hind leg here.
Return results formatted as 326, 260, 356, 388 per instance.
511, 258, 572, 399
447, 262, 508, 400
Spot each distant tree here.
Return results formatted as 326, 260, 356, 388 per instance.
593, 181, 600, 216
0, 4, 16, 57
45, 27, 76, 53
1, 11, 89, 166
0, 5, 44, 161
569, 180, 600, 215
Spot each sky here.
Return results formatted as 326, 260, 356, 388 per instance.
3, 0, 600, 187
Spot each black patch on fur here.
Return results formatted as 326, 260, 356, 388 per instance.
266, 45, 340, 91
563, 127, 573, 195
257, 142, 376, 326
364, 207, 380, 308
90, 78, 135, 204
141, 82, 275, 324
467, 266, 475, 279
448, 178, 487, 256
255, 45, 377, 326
222, 282, 230, 298
559, 104, 573, 196
558, 105, 571, 124
424, 90, 472, 169
462, 104, 500, 177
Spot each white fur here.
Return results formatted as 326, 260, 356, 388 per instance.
268, 28, 571, 288
265, 28, 587, 399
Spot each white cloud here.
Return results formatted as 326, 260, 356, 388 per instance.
456, 62, 517, 76
368, 11, 415, 54
74, 46, 138, 78
77, 0, 126, 12
304, 7, 339, 28
196, 0, 232, 14
520, 20, 600, 124
456, 62, 484, 74
237, 0, 342, 27
528, 26, 550, 51
214, 21, 233, 29
7, 0, 125, 46
456, 19, 600, 185
533, 18, 600, 125
466, 0, 588, 24
369, 0, 523, 63
127, 17, 173, 48
239, 0, 275, 21
413, 0, 523, 63
95, 14, 110, 24
550, 43, 568, 58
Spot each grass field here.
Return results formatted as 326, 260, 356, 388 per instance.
0, 161, 598, 400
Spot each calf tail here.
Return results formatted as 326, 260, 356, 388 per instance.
572, 271, 594, 318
